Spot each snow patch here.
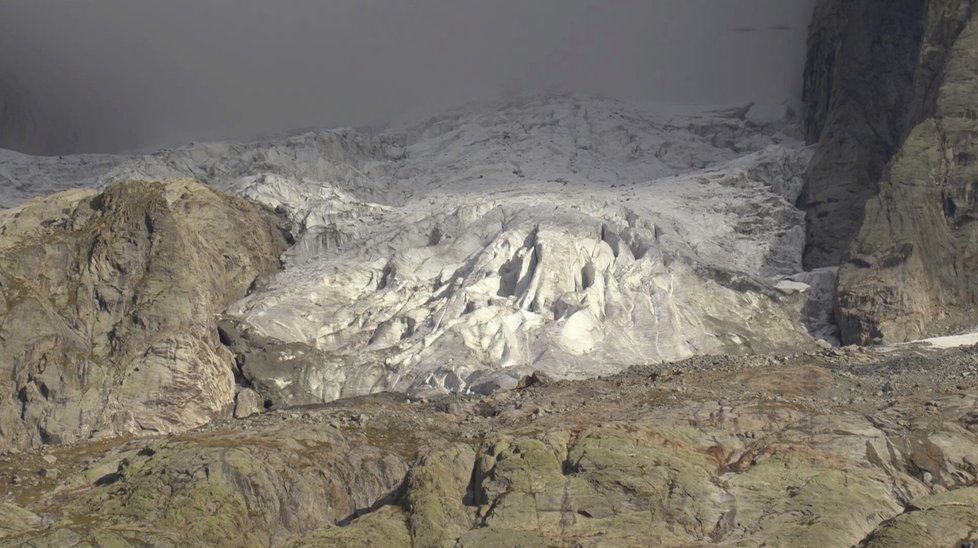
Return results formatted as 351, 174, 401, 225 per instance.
890, 331, 978, 350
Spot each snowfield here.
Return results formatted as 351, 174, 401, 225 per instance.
0, 94, 832, 402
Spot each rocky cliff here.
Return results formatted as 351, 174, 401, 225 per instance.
804, 0, 978, 344
0, 179, 286, 450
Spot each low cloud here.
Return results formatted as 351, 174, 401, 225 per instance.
0, 0, 815, 154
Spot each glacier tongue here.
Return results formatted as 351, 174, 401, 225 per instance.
0, 95, 819, 403
220, 96, 816, 402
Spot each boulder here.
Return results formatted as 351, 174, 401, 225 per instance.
233, 388, 264, 419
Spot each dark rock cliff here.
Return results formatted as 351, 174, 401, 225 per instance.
801, 0, 928, 268
804, 0, 978, 344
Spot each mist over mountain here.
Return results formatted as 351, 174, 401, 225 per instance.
0, 0, 814, 154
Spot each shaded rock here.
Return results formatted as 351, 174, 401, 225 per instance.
516, 371, 554, 389
838, 10, 978, 342
800, 0, 928, 268
805, 0, 978, 344
0, 179, 286, 449
218, 318, 348, 407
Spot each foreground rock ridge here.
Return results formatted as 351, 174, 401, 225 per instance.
0, 346, 976, 546
804, 0, 978, 344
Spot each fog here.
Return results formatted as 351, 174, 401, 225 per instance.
0, 1, 815, 155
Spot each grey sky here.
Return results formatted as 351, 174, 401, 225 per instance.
0, 0, 816, 154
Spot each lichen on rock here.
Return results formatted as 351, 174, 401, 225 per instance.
0, 179, 286, 449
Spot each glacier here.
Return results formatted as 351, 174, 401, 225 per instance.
0, 94, 829, 404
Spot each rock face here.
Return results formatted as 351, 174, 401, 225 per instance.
800, 0, 928, 268
839, 1, 978, 344
1, 345, 977, 546
805, 0, 978, 344
0, 179, 286, 449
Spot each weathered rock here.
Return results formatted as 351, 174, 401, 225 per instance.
0, 502, 43, 537
456, 527, 557, 547
233, 388, 264, 419
9, 427, 409, 547
1, 345, 977, 546
836, 2, 978, 344
290, 506, 412, 548
804, 0, 978, 344
861, 488, 978, 547
404, 443, 476, 547
0, 179, 286, 449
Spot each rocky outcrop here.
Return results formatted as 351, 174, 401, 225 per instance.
0, 179, 286, 449
804, 0, 978, 344
1, 344, 976, 546
837, 1, 978, 344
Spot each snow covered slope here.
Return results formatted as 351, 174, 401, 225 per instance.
0, 95, 823, 403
